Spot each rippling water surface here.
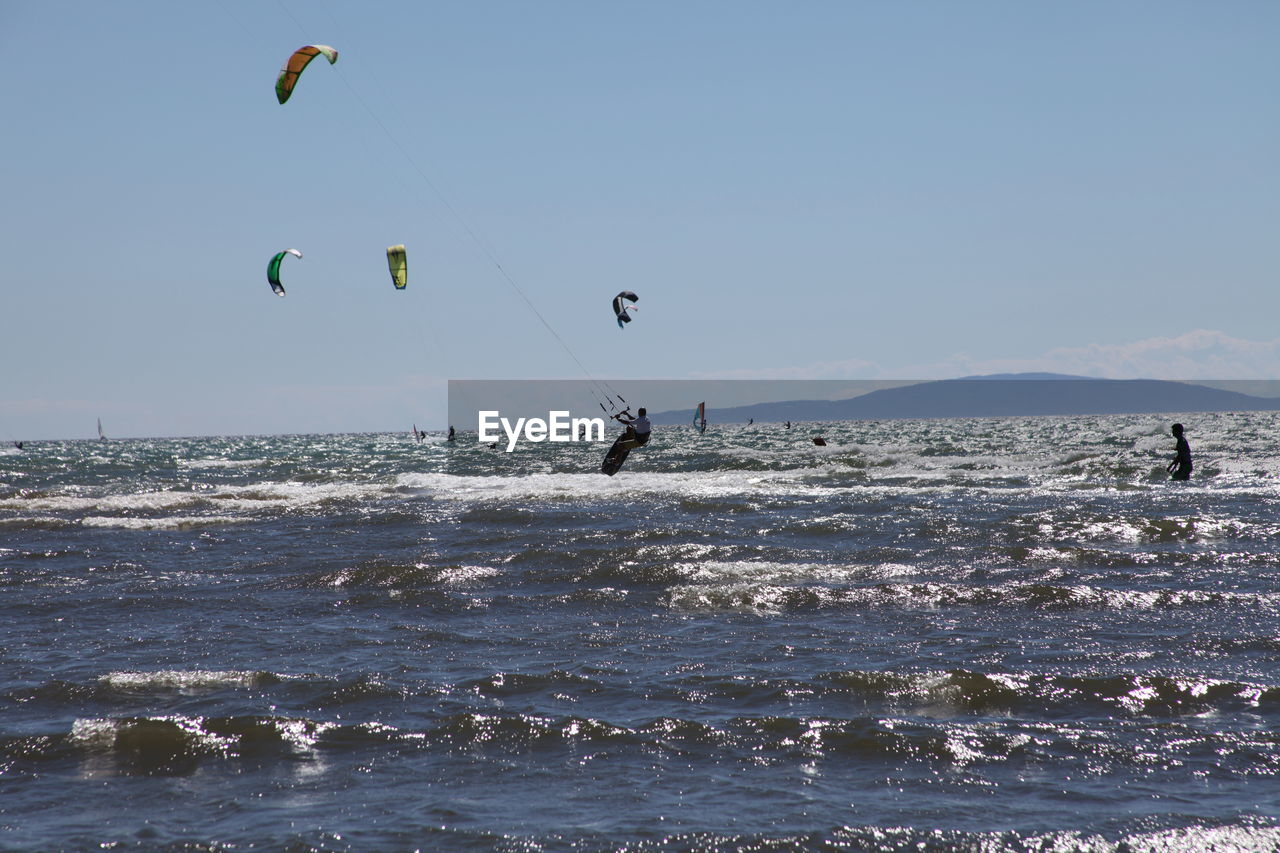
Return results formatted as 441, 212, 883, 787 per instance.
2, 413, 1279, 851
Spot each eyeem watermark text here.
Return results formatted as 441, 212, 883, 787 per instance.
478, 411, 606, 452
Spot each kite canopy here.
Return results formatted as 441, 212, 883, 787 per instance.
267, 248, 303, 296
612, 290, 638, 328
387, 245, 407, 290
275, 45, 339, 104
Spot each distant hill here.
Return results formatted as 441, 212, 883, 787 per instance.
648, 375, 1280, 425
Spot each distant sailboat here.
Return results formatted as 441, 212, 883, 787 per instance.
693, 402, 707, 434
97, 418, 106, 442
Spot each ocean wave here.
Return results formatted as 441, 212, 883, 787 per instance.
60, 714, 344, 774
1022, 510, 1275, 545
6, 699, 1279, 792
815, 669, 1280, 719
283, 561, 501, 592
396, 468, 819, 502
0, 490, 207, 514
548, 823, 1280, 853
98, 670, 284, 692
457, 669, 606, 700
0, 515, 74, 529
174, 457, 269, 470
79, 515, 244, 530
662, 574, 1280, 615
0, 479, 399, 520
633, 667, 1280, 723
96, 822, 1280, 853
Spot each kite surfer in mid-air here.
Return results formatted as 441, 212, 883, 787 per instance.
616, 408, 651, 449
1167, 422, 1192, 481
601, 407, 651, 476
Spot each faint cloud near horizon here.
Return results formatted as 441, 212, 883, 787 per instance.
941, 330, 1280, 380
695, 331, 1280, 381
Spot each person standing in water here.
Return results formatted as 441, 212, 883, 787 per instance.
1167, 422, 1192, 481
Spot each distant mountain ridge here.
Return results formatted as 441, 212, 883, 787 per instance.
648, 375, 1280, 425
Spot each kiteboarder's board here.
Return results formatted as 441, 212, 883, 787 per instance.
601, 434, 632, 476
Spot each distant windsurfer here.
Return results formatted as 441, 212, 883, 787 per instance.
1167, 423, 1192, 481
614, 407, 651, 450
448, 426, 456, 442
12, 441, 21, 450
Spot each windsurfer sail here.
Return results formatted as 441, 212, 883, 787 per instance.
693, 401, 706, 433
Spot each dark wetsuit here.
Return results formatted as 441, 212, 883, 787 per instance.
1170, 435, 1192, 481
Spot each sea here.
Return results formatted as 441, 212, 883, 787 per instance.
2, 412, 1279, 852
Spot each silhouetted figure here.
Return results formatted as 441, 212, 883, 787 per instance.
1167, 423, 1192, 481
447, 426, 456, 442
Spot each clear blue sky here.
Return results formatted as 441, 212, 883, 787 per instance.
3, 1, 1277, 439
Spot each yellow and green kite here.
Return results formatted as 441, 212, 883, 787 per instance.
387, 245, 407, 290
